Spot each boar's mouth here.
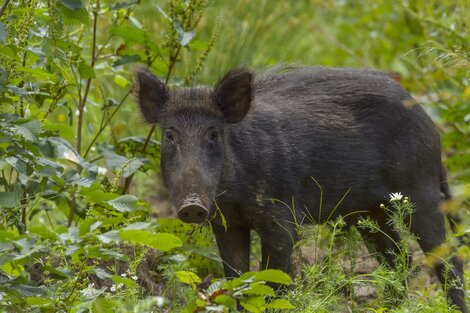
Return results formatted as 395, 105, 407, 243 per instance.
176, 193, 210, 224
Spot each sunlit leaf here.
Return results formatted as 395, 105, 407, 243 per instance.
106, 195, 138, 212
254, 269, 292, 285
265, 299, 295, 309
119, 229, 182, 252
175, 271, 201, 289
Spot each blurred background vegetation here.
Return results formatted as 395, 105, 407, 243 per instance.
0, 0, 468, 311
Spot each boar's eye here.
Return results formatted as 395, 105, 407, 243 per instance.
164, 130, 176, 144
207, 129, 219, 147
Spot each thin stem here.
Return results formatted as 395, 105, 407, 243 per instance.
77, 0, 100, 155
83, 89, 132, 158
0, 0, 11, 18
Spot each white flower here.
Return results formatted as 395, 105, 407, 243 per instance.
110, 285, 117, 292
97, 166, 107, 175
132, 275, 138, 281
389, 192, 403, 202
120, 272, 127, 278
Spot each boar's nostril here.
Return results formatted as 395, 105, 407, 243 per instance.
177, 204, 208, 224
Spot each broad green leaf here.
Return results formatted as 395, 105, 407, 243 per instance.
97, 230, 120, 244
241, 284, 275, 296
29, 226, 57, 240
59, 5, 89, 25
106, 195, 138, 212
78, 60, 95, 79
92, 298, 115, 312
13, 284, 47, 297
254, 269, 292, 285
119, 230, 182, 252
112, 54, 141, 67
25, 297, 51, 306
175, 271, 201, 288
95, 267, 112, 279
240, 296, 265, 313
265, 299, 295, 309
80, 188, 118, 203
44, 266, 73, 279
60, 0, 84, 10
99, 146, 144, 177
110, 25, 146, 44
0, 189, 22, 208
16, 66, 56, 80
1, 261, 24, 276
13, 120, 42, 142
44, 137, 97, 174
214, 294, 237, 309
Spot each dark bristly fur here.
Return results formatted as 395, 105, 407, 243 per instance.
136, 66, 467, 312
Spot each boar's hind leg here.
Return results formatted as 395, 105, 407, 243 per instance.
212, 223, 250, 279
411, 201, 467, 313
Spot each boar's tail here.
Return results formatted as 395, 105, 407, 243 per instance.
441, 165, 467, 244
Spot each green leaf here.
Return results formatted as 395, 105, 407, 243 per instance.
112, 54, 141, 67
265, 299, 295, 309
60, 0, 84, 10
25, 297, 51, 306
254, 269, 292, 286
29, 227, 57, 240
119, 230, 182, 252
0, 22, 7, 43
175, 271, 201, 288
13, 120, 42, 142
16, 67, 56, 80
106, 195, 138, 212
78, 60, 95, 78
92, 298, 115, 312
110, 25, 146, 44
97, 230, 120, 244
240, 296, 265, 313
44, 137, 96, 174
99, 146, 144, 177
59, 5, 89, 25
214, 294, 237, 309
241, 284, 275, 296
0, 189, 22, 208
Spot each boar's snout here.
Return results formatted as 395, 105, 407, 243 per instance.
177, 194, 209, 224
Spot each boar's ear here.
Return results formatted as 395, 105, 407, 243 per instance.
214, 68, 253, 123
135, 68, 168, 123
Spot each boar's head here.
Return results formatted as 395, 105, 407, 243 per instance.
136, 68, 252, 223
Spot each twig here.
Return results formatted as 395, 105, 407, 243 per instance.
0, 0, 11, 18
83, 89, 132, 158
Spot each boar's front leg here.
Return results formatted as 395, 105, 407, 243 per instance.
259, 220, 298, 275
212, 223, 250, 278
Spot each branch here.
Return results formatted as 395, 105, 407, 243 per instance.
0, 0, 11, 18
